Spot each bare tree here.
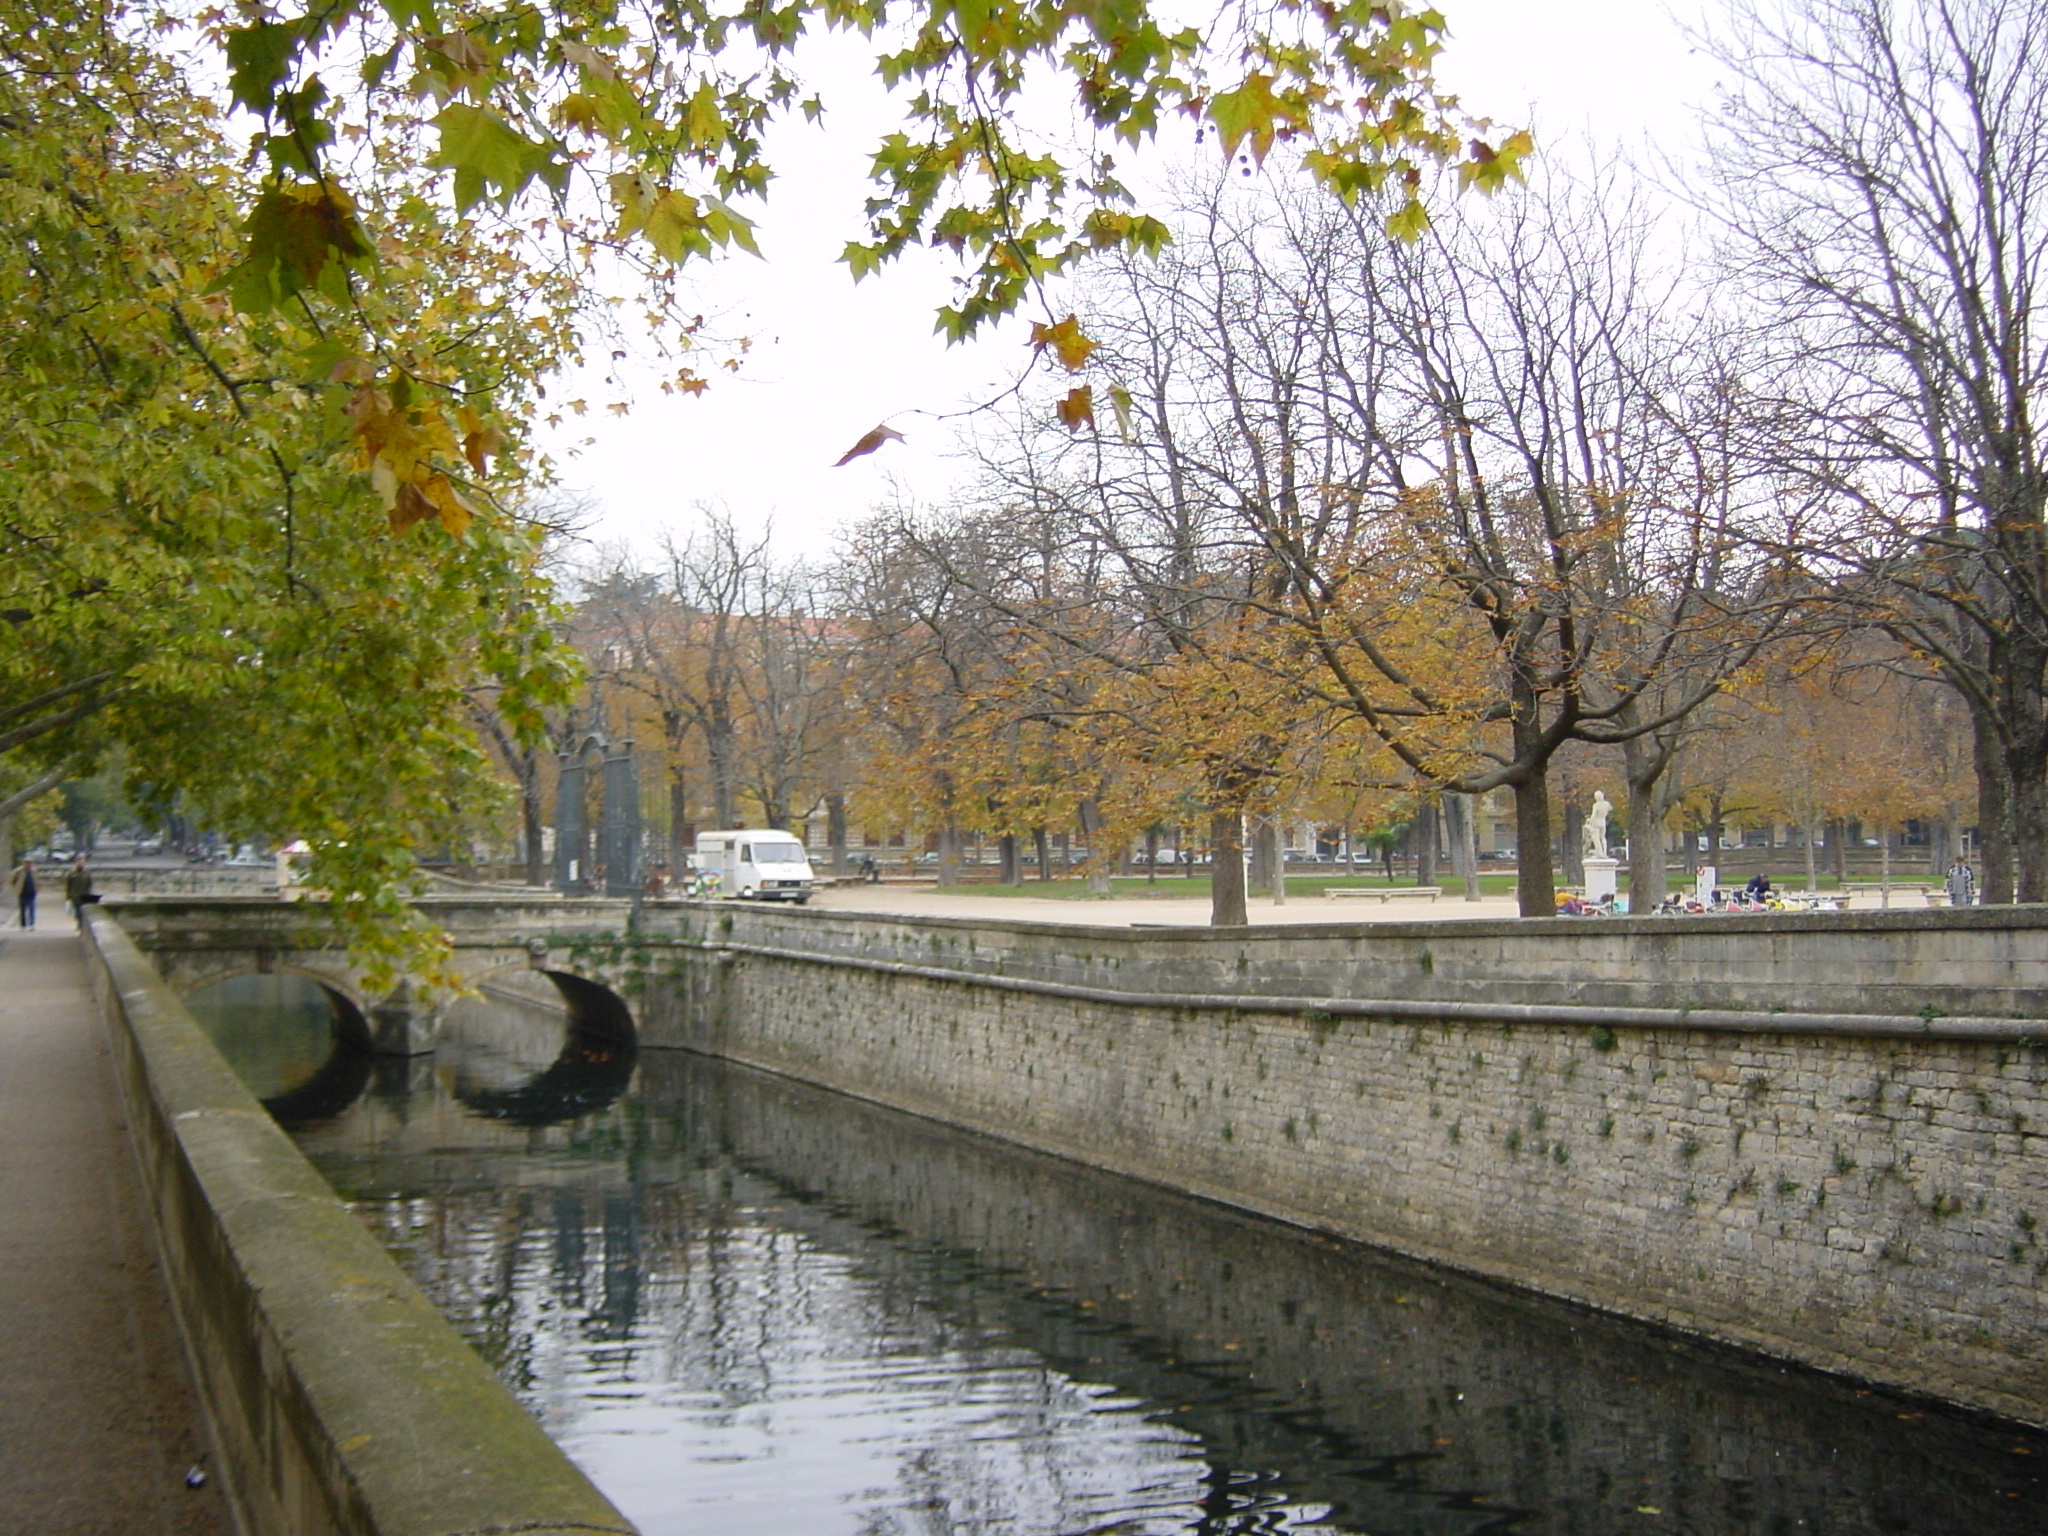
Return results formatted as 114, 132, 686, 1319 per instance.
1704, 0, 2048, 900
1061, 170, 1789, 914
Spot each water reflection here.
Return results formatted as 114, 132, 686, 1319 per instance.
438, 971, 638, 1126
284, 1042, 2048, 1536
182, 973, 372, 1126
187, 968, 636, 1132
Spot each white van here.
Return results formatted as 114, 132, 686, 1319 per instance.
694, 829, 816, 903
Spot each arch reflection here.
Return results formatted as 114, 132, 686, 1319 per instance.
440, 968, 637, 1129
182, 972, 375, 1128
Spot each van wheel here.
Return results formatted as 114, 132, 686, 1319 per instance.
739, 886, 756, 899
794, 896, 810, 906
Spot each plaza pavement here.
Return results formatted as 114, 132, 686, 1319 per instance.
812, 883, 1530, 925
0, 927, 232, 1536
811, 882, 1919, 926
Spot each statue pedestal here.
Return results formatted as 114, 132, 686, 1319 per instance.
1584, 856, 1619, 903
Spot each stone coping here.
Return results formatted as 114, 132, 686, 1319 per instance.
81, 910, 636, 1536
109, 890, 2048, 941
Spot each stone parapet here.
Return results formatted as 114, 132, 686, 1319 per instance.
80, 909, 637, 1536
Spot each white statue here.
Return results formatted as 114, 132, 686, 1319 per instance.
1584, 791, 1613, 860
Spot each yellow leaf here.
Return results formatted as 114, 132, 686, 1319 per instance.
425, 475, 474, 537
1056, 385, 1094, 433
1030, 314, 1097, 373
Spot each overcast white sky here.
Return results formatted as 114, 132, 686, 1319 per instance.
538, 1, 1725, 563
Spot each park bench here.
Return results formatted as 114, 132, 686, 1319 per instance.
1843, 881, 1932, 896
1323, 886, 1441, 903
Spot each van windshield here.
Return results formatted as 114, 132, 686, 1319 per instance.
753, 840, 807, 864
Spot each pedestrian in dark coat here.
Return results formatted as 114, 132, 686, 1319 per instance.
63, 856, 94, 927
10, 857, 35, 929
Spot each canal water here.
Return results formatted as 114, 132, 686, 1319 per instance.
186, 975, 2048, 1536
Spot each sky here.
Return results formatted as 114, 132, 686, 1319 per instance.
537, 1, 1727, 564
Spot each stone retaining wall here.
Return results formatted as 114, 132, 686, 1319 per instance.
81, 910, 636, 1536
651, 904, 2048, 1426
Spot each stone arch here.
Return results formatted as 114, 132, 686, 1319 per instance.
180, 970, 378, 1124
172, 958, 374, 1044
457, 960, 638, 1044
538, 969, 637, 1043
440, 962, 637, 1126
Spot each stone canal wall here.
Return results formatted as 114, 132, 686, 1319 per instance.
656, 1053, 2035, 1535
81, 910, 637, 1536
642, 904, 2048, 1426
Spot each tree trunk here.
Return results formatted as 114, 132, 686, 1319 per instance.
1512, 771, 1556, 917
1830, 818, 1849, 885
826, 792, 848, 877
1880, 824, 1893, 907
1032, 826, 1052, 883
1415, 799, 1438, 889
2006, 748, 2048, 904
663, 711, 691, 872
1990, 692, 2048, 901
1144, 826, 1159, 885
1804, 821, 1819, 893
1559, 798, 1585, 888
1622, 791, 1660, 910
1209, 808, 1248, 926
1248, 817, 1279, 895
999, 833, 1021, 886
1079, 800, 1112, 895
1976, 737, 2014, 904
936, 824, 961, 888
1620, 733, 1675, 911
1445, 793, 1482, 901
707, 710, 738, 830
667, 766, 690, 874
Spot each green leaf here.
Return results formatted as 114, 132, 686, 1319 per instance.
684, 79, 724, 150
1385, 196, 1431, 243
1209, 74, 1289, 166
225, 22, 296, 117
643, 190, 709, 261
429, 104, 552, 211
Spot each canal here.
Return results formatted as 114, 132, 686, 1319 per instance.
186, 974, 2047, 1535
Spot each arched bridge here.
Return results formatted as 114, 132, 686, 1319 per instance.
107, 894, 683, 1055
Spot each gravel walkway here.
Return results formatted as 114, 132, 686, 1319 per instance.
0, 928, 232, 1536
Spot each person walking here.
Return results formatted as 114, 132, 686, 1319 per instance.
9, 856, 35, 928
63, 856, 95, 928
1945, 857, 1978, 908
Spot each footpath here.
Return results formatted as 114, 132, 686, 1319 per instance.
0, 927, 232, 1536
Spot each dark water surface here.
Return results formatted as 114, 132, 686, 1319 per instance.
189, 979, 2048, 1536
